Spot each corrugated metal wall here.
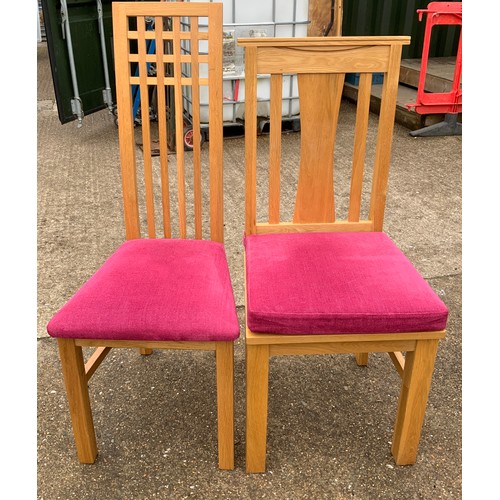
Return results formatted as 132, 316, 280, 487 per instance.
341, 0, 461, 59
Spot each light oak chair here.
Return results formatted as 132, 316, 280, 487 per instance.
47, 1, 239, 470
238, 36, 449, 473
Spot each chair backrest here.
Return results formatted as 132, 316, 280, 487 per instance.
238, 36, 410, 235
112, 1, 224, 242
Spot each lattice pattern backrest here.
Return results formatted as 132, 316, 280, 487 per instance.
112, 2, 223, 242
238, 36, 410, 235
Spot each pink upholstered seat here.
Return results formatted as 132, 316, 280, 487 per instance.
48, 239, 240, 342
244, 232, 448, 335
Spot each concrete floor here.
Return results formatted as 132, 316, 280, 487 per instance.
36, 41, 462, 499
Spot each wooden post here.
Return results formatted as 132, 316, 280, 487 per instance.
308, 0, 343, 37
333, 0, 343, 36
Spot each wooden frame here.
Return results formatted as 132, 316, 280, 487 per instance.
113, 1, 224, 242
56, 2, 235, 470
238, 36, 446, 473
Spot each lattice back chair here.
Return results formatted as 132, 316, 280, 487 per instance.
47, 2, 239, 470
238, 36, 449, 473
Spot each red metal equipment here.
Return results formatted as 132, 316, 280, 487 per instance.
406, 1, 462, 136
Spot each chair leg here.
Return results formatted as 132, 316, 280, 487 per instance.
246, 343, 270, 473
355, 352, 369, 366
139, 348, 153, 355
57, 338, 98, 463
391, 339, 439, 465
215, 341, 235, 470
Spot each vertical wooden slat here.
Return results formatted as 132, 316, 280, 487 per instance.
293, 73, 344, 224
244, 46, 258, 236
112, 3, 141, 239
208, 3, 224, 243
348, 72, 372, 222
155, 16, 171, 238
138, 16, 156, 238
369, 43, 402, 231
269, 74, 282, 224
191, 17, 203, 239
173, 16, 187, 238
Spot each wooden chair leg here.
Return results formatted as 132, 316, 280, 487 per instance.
391, 339, 439, 465
215, 341, 235, 470
355, 352, 369, 366
57, 338, 98, 463
139, 348, 153, 356
246, 343, 270, 473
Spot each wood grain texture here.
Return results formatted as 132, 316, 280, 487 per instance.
191, 17, 203, 240
84, 346, 111, 381
389, 351, 405, 379
245, 342, 270, 473
244, 46, 258, 235
138, 16, 156, 238
333, 0, 343, 36
75, 339, 217, 351
58, 339, 98, 463
255, 45, 391, 75
307, 0, 331, 36
245, 330, 446, 346
392, 340, 439, 464
269, 74, 283, 224
369, 43, 403, 231
208, 3, 224, 243
293, 73, 344, 223
348, 72, 372, 222
216, 342, 235, 470
255, 221, 373, 233
113, 2, 140, 239
155, 17, 171, 238
173, 16, 187, 238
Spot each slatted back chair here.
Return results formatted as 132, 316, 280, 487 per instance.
238, 36, 449, 473
47, 1, 239, 470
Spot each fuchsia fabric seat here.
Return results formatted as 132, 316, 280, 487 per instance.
48, 239, 240, 342
244, 232, 448, 335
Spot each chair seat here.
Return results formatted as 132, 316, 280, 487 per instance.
47, 239, 240, 342
244, 232, 448, 335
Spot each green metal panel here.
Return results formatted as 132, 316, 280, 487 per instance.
41, 0, 117, 124
342, 0, 461, 59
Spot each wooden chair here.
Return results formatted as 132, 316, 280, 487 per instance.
238, 36, 449, 473
47, 2, 239, 470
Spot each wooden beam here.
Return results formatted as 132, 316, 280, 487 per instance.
84, 347, 112, 382
389, 351, 405, 379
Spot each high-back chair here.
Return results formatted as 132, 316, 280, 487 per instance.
238, 36, 449, 473
47, 1, 239, 470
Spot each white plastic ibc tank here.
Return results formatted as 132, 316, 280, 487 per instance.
183, 0, 309, 28
181, 0, 309, 124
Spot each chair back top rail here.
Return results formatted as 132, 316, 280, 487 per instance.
113, 1, 224, 242
238, 36, 410, 235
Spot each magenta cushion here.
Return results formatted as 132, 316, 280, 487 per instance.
47, 239, 240, 342
244, 232, 448, 334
